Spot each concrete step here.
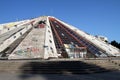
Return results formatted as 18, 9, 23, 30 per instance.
0, 60, 119, 74
82, 60, 120, 70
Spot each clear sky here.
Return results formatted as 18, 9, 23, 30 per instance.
0, 0, 120, 42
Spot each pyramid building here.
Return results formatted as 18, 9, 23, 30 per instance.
0, 16, 120, 59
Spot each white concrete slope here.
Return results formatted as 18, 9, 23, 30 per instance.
8, 16, 58, 59
0, 19, 34, 58
44, 16, 58, 59
53, 16, 120, 57
0, 24, 33, 53
0, 20, 30, 35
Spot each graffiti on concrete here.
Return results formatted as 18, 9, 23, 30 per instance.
14, 47, 40, 56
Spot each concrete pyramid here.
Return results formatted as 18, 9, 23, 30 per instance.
0, 16, 120, 59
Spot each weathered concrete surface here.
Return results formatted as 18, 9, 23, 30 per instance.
0, 59, 119, 73
0, 59, 120, 80
8, 28, 45, 59
0, 70, 120, 80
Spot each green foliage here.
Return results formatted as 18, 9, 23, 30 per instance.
111, 40, 120, 49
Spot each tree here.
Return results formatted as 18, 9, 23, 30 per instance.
119, 43, 120, 49
110, 40, 120, 49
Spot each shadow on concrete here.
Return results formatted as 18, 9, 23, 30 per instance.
18, 60, 111, 80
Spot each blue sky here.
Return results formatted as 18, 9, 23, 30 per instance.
0, 0, 120, 42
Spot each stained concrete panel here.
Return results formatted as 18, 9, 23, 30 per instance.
8, 28, 45, 59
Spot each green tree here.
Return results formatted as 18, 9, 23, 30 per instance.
119, 43, 120, 49
111, 40, 120, 49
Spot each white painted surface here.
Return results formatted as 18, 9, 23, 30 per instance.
43, 17, 58, 59
0, 24, 32, 53
8, 27, 45, 59
54, 17, 120, 56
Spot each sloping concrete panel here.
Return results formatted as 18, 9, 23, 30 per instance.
8, 28, 45, 59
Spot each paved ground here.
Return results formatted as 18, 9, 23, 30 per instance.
0, 71, 120, 80
0, 59, 119, 80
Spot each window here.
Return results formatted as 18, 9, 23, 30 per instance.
54, 21, 57, 23
56, 25, 59, 27
61, 33, 64, 36
50, 47, 53, 50
49, 35, 51, 38
49, 40, 52, 43
14, 36, 16, 38
20, 32, 22, 35
48, 30, 50, 33
50, 47, 54, 53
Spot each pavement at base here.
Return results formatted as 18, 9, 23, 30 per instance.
0, 71, 120, 80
